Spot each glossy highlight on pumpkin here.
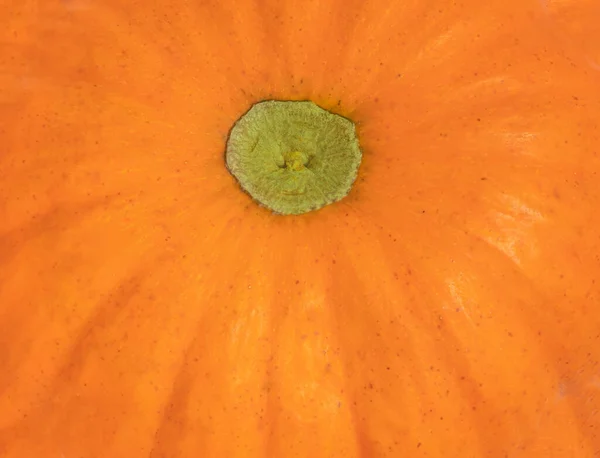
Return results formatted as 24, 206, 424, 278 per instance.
1, 0, 599, 457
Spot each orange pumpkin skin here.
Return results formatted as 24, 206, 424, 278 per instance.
1, 0, 599, 457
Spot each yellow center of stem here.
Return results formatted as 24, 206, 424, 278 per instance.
283, 151, 309, 171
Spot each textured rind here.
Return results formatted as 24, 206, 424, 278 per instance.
226, 100, 362, 215
1, 0, 600, 457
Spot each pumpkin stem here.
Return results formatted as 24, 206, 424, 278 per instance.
225, 100, 362, 215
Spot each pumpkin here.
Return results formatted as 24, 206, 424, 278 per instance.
1, 0, 599, 456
